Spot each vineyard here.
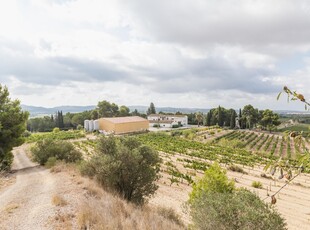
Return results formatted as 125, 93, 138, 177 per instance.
209, 130, 310, 160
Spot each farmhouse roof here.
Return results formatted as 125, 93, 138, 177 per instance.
101, 116, 148, 124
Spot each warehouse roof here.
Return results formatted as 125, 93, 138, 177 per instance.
101, 116, 148, 124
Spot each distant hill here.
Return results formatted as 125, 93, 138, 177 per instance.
128, 106, 210, 114
21, 105, 96, 117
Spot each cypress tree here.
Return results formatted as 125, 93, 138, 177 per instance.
218, 106, 223, 127
230, 110, 236, 129
206, 111, 211, 126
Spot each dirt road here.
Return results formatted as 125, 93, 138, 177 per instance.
0, 145, 57, 230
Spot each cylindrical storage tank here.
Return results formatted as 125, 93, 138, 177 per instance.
89, 120, 94, 132
94, 119, 99, 131
84, 120, 89, 131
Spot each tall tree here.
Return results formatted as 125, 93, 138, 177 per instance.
242, 105, 258, 129
59, 111, 64, 128
260, 109, 280, 132
97, 100, 119, 117
238, 108, 242, 128
218, 106, 223, 127
0, 85, 29, 170
119, 105, 130, 116
195, 112, 204, 127
147, 102, 156, 115
206, 111, 212, 126
230, 109, 236, 129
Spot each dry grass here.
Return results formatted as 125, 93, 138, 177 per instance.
77, 195, 185, 230
49, 161, 186, 229
52, 195, 68, 207
4, 203, 19, 214
75, 174, 185, 229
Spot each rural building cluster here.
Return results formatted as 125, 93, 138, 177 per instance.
84, 114, 188, 133
147, 114, 188, 128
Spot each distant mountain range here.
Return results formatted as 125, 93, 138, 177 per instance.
22, 104, 309, 117
22, 104, 211, 117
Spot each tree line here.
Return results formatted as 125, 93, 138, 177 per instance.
205, 104, 280, 131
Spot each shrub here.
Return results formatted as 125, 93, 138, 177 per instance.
22, 130, 32, 138
46, 157, 57, 168
189, 189, 286, 230
189, 162, 235, 202
31, 139, 82, 165
53, 127, 60, 133
81, 136, 161, 204
77, 124, 83, 130
188, 163, 286, 230
252, 181, 263, 189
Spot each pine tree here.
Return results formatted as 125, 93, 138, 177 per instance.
0, 85, 29, 170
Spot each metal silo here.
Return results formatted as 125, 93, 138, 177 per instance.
94, 119, 99, 131
84, 120, 89, 131
89, 120, 94, 132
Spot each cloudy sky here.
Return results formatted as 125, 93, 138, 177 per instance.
0, 0, 309, 110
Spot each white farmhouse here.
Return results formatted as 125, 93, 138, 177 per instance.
147, 114, 188, 128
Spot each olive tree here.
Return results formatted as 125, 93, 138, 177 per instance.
81, 136, 161, 204
0, 85, 29, 170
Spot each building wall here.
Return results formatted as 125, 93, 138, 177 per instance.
99, 118, 149, 134
99, 119, 115, 132
147, 115, 188, 126
114, 121, 149, 134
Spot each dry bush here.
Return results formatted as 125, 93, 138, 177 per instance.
52, 195, 67, 207
155, 206, 184, 227
4, 203, 19, 214
228, 164, 247, 174
54, 212, 75, 230
50, 161, 77, 174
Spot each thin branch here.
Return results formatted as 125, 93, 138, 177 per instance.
262, 171, 301, 201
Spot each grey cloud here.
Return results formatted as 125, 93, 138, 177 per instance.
134, 54, 278, 94
0, 41, 132, 86
124, 0, 310, 47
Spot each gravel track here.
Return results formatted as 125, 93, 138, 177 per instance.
0, 146, 57, 230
